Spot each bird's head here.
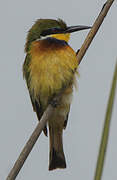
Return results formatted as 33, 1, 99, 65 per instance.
25, 19, 91, 52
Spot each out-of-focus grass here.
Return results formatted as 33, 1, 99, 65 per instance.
94, 61, 117, 180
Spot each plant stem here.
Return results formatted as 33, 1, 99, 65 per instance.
94, 61, 117, 180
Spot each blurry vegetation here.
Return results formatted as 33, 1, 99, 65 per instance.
94, 61, 117, 180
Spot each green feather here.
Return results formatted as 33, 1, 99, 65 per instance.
23, 53, 31, 90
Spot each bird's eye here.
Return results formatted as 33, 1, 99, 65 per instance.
51, 28, 59, 33
41, 27, 64, 36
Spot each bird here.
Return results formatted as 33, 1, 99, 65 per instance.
23, 18, 90, 170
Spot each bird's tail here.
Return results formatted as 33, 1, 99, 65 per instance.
49, 125, 66, 170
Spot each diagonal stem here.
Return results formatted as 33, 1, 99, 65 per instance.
6, 105, 54, 180
77, 0, 115, 64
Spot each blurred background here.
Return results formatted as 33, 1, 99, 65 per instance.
0, 0, 116, 179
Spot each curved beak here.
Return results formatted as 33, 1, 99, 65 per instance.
41, 25, 91, 37
64, 25, 91, 33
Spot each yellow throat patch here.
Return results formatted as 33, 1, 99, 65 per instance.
50, 33, 70, 42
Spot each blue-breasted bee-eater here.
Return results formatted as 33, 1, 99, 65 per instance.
23, 19, 90, 170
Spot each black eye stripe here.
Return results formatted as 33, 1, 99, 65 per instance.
41, 29, 51, 36
41, 28, 64, 36
51, 28, 62, 33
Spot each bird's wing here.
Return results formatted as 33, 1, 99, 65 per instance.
30, 94, 48, 136
23, 54, 48, 136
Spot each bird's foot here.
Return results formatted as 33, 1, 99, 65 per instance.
50, 97, 60, 108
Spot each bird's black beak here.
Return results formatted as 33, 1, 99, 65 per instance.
64, 25, 91, 33
41, 25, 91, 36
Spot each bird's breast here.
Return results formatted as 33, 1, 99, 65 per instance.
28, 38, 78, 103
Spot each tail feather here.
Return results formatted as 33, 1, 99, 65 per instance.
49, 126, 66, 170
49, 147, 66, 170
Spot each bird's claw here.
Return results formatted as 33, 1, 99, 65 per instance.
50, 98, 60, 108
